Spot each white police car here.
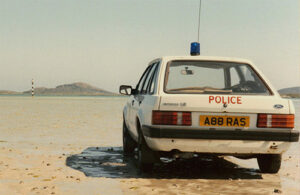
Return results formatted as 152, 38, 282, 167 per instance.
120, 52, 299, 173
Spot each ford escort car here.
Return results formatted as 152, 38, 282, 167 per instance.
119, 55, 299, 173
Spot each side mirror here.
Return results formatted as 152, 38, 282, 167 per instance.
119, 85, 134, 95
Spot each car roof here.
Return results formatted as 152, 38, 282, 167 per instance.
149, 56, 253, 66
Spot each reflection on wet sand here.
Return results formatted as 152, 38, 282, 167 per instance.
66, 147, 263, 179
66, 147, 285, 194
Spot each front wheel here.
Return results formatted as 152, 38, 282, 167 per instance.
257, 154, 282, 173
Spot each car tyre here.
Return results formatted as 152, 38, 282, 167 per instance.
137, 132, 155, 172
257, 154, 281, 173
123, 120, 136, 156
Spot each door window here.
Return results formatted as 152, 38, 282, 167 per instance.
141, 63, 158, 94
136, 66, 152, 94
147, 62, 160, 94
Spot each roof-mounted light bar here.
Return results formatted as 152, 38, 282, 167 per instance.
190, 42, 200, 56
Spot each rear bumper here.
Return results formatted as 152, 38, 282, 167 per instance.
142, 125, 299, 142
144, 137, 291, 154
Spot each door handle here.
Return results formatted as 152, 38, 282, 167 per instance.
132, 100, 134, 106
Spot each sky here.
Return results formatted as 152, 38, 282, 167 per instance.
0, 0, 299, 92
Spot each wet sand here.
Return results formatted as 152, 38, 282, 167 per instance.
0, 96, 299, 194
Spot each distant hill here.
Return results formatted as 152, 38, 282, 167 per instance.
15, 82, 116, 96
0, 90, 21, 95
278, 86, 300, 98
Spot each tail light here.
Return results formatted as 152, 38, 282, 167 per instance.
152, 111, 191, 126
257, 114, 294, 128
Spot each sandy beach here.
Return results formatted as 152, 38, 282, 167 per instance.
0, 96, 299, 195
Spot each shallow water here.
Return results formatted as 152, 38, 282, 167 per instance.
286, 99, 300, 155
0, 96, 127, 147
293, 98, 300, 127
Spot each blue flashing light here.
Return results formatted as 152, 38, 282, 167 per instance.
190, 42, 200, 56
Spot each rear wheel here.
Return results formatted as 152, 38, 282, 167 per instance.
136, 125, 161, 172
257, 154, 282, 173
123, 120, 136, 156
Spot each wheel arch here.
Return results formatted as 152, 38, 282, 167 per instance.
123, 106, 129, 127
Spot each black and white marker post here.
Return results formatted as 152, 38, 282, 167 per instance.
31, 79, 34, 97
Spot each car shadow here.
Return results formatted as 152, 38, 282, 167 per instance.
66, 146, 262, 179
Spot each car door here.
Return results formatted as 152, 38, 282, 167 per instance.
128, 65, 153, 138
138, 62, 161, 126
132, 62, 160, 130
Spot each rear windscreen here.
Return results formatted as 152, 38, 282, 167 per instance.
164, 61, 271, 95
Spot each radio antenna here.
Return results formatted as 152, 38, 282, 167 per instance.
197, 0, 202, 42
190, 0, 202, 56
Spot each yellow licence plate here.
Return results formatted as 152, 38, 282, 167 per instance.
199, 115, 250, 127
